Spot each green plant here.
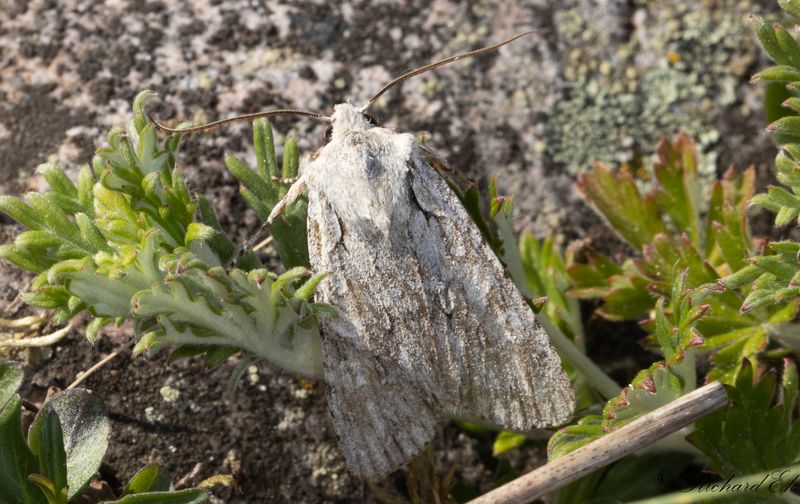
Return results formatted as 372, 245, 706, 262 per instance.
567, 134, 798, 384
0, 91, 329, 377
0, 360, 206, 503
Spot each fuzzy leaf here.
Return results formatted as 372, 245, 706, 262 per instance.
282, 137, 299, 178
253, 117, 279, 179
225, 155, 277, 205
753, 16, 794, 66
780, 0, 800, 18
756, 65, 800, 82
0, 361, 24, 409
32, 389, 110, 499
184, 223, 216, 245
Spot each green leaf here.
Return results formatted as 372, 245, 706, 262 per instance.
704, 326, 767, 384
652, 134, 701, 248
225, 155, 276, 205
253, 117, 279, 179
548, 415, 604, 459
752, 15, 793, 66
767, 116, 800, 140
184, 223, 216, 245
282, 137, 299, 178
34, 389, 110, 499
76, 166, 95, 217
775, 24, 800, 68
492, 431, 528, 456
0, 395, 44, 504
269, 196, 310, 268
576, 161, 667, 250
689, 359, 800, 476
0, 361, 24, 409
36, 164, 77, 199
755, 65, 800, 83
27, 473, 67, 504
0, 195, 44, 230
27, 410, 68, 500
780, 0, 800, 18
14, 231, 61, 249
197, 196, 237, 265
294, 271, 329, 301
0, 244, 57, 273
520, 234, 583, 341
122, 464, 172, 494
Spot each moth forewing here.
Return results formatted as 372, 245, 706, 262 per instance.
300, 104, 574, 477
150, 30, 575, 479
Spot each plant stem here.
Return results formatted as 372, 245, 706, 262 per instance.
0, 325, 71, 348
538, 314, 621, 400
494, 214, 620, 400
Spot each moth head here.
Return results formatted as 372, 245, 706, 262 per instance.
323, 104, 380, 143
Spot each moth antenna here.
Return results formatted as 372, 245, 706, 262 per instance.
148, 108, 331, 135
363, 29, 538, 111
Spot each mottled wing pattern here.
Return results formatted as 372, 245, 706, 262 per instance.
307, 163, 443, 478
408, 152, 575, 428
306, 130, 573, 478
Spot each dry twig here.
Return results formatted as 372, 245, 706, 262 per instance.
469, 381, 729, 504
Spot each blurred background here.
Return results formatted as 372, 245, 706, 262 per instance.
0, 0, 784, 501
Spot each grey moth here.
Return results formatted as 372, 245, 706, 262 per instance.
156, 32, 576, 479
268, 103, 575, 477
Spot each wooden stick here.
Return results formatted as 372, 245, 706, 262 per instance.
252, 235, 273, 252
469, 381, 729, 504
66, 349, 123, 390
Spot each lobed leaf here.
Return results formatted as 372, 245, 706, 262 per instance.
689, 359, 800, 476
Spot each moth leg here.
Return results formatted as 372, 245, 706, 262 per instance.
270, 175, 300, 185
232, 175, 307, 267
267, 175, 307, 225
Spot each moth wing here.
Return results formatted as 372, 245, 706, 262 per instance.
306, 137, 574, 478
408, 152, 575, 429
307, 190, 442, 478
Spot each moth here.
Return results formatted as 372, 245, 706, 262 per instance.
155, 32, 575, 478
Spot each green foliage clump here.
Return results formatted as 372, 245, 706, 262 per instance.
568, 134, 797, 384
0, 91, 328, 377
224, 119, 309, 268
